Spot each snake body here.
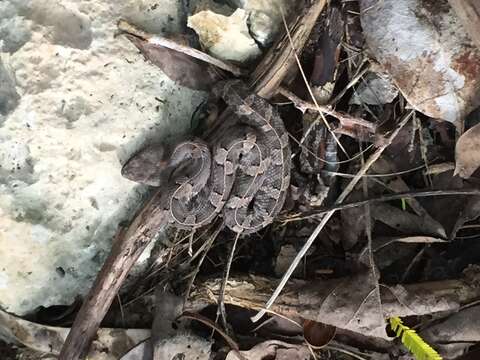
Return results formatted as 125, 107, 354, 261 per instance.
122, 80, 291, 234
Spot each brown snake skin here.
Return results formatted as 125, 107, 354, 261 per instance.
122, 80, 291, 234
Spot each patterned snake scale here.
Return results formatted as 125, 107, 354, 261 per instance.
122, 80, 291, 234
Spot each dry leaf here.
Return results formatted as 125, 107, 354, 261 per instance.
341, 204, 366, 250
303, 320, 336, 349
455, 123, 480, 178
421, 171, 467, 238
454, 348, 480, 360
421, 305, 480, 359
226, 340, 310, 360
450, 195, 480, 239
120, 340, 153, 360
190, 274, 470, 339
372, 203, 447, 238
369, 157, 448, 235
312, 268, 386, 338
360, 0, 480, 123
126, 35, 221, 91
0, 308, 149, 358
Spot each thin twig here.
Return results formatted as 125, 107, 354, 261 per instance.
278, 86, 376, 133
307, 344, 319, 360
414, 298, 480, 332
147, 223, 216, 280
251, 110, 415, 322
280, 9, 350, 158
180, 311, 247, 360
360, 142, 384, 335
325, 345, 371, 360
414, 114, 433, 187
424, 162, 455, 175
188, 231, 195, 257
250, 308, 303, 333
329, 60, 370, 105
401, 246, 426, 283
117, 19, 245, 76
184, 224, 223, 304
218, 232, 241, 331
281, 188, 480, 223
188, 225, 220, 262
288, 132, 373, 165
117, 294, 126, 329
321, 163, 426, 178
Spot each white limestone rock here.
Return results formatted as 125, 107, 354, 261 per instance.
0, 56, 20, 124
188, 0, 293, 64
230, 0, 293, 47
0, 0, 205, 315
188, 8, 261, 63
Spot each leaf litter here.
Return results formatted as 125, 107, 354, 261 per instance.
4, 0, 480, 359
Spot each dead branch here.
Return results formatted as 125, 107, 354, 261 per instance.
278, 86, 377, 134
58, 191, 167, 360
186, 274, 480, 337
249, 0, 328, 98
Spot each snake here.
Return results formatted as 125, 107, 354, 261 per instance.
122, 80, 291, 234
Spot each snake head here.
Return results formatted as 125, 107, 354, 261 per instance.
121, 144, 171, 187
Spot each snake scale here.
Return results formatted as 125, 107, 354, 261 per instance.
122, 80, 291, 234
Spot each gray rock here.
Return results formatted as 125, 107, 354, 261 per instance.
188, 8, 262, 63
350, 72, 398, 105
230, 0, 294, 47
0, 58, 20, 121
0, 0, 206, 315
0, 1, 32, 53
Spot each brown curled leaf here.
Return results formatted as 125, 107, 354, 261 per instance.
455, 122, 480, 178
303, 320, 336, 349
126, 34, 222, 91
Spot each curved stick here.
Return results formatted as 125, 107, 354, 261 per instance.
58, 191, 166, 360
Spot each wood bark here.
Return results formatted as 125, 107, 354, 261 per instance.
249, 0, 328, 98
58, 191, 166, 360
186, 274, 480, 327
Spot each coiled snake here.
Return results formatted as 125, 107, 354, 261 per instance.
122, 80, 291, 234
